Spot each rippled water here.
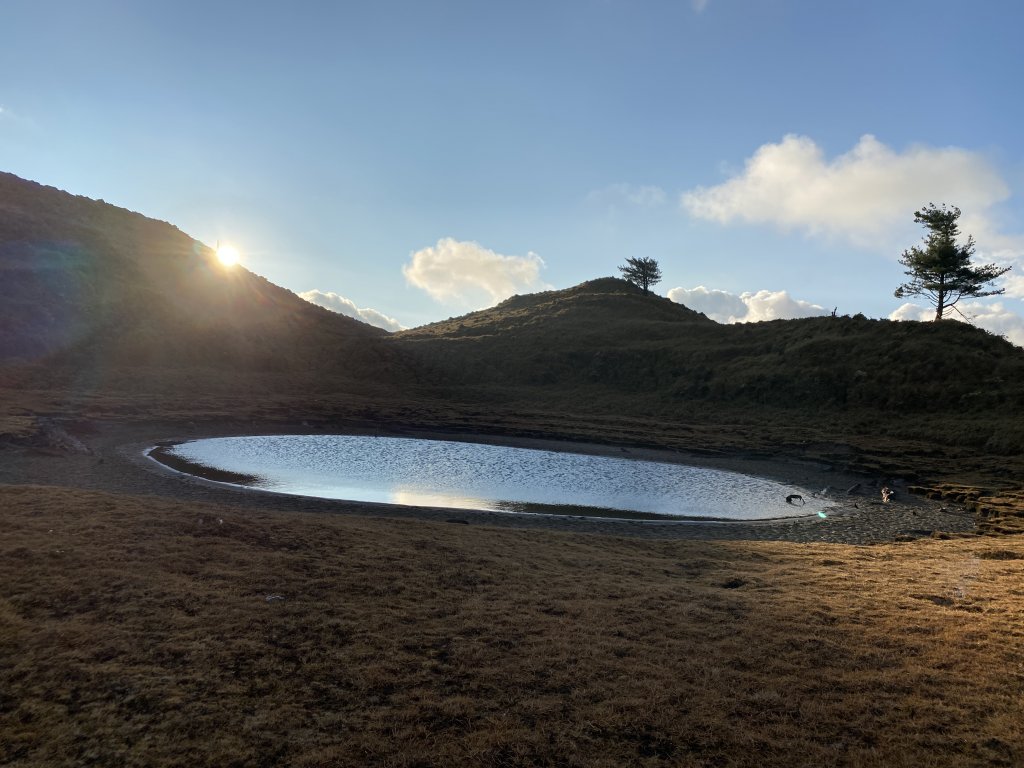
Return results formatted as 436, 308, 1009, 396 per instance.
161, 435, 829, 521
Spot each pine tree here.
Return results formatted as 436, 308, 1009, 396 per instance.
894, 204, 1011, 321
618, 257, 662, 295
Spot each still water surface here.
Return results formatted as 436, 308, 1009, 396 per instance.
164, 435, 828, 521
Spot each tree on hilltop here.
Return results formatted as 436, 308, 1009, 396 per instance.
618, 257, 662, 295
895, 204, 1011, 321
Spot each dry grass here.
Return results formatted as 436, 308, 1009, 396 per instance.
918, 485, 1024, 536
3, 485, 1023, 767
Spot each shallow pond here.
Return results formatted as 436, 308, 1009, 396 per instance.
156, 435, 831, 521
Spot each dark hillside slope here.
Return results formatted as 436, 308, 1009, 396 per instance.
680, 314, 1024, 412
403, 277, 711, 341
0, 172, 400, 398
397, 277, 714, 386
394, 279, 1024, 457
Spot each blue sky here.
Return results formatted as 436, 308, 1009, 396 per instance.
3, 0, 1024, 340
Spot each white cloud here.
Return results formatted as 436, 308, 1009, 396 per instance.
692, 0, 709, 12
682, 134, 1011, 249
666, 286, 748, 322
587, 183, 667, 208
1002, 274, 1024, 300
668, 285, 829, 323
889, 303, 936, 323
967, 303, 1024, 346
403, 237, 549, 306
299, 290, 404, 332
891, 301, 1024, 347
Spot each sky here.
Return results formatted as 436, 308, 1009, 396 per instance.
3, 0, 1024, 342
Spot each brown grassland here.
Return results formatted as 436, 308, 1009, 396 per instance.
3, 484, 1023, 768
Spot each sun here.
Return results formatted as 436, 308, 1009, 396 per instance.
216, 244, 240, 267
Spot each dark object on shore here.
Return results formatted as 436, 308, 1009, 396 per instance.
786, 494, 805, 506
446, 518, 470, 525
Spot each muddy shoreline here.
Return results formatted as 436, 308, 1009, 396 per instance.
0, 418, 978, 543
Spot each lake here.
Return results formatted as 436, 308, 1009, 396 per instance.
156, 434, 830, 521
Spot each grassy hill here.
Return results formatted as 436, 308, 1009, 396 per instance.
391, 278, 1024, 483
395, 277, 1023, 417
0, 172, 409, 407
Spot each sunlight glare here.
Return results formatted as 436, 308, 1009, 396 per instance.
216, 244, 240, 267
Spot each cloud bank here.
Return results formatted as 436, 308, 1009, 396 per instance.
681, 134, 1010, 249
668, 285, 829, 324
299, 290, 404, 332
890, 302, 1024, 348
403, 237, 548, 306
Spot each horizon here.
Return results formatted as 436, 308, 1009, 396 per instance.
2, 1, 1022, 343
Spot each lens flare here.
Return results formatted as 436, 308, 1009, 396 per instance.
216, 244, 240, 267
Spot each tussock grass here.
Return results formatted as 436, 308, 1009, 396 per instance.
3, 485, 1023, 766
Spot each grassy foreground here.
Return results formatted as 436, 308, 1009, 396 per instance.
2, 485, 1023, 767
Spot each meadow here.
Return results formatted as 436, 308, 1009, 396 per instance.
3, 484, 1023, 767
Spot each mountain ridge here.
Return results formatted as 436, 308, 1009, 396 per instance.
0, 172, 387, 369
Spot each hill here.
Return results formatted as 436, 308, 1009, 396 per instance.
0, 172, 406, 407
392, 278, 1024, 475
397, 276, 1024, 413
402, 277, 711, 339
